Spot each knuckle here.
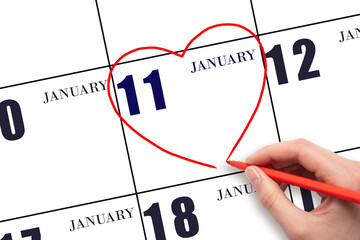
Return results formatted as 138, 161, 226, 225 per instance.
293, 138, 310, 149
291, 138, 311, 158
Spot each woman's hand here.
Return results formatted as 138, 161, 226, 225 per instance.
245, 139, 360, 240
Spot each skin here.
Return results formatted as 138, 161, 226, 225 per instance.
244, 139, 360, 240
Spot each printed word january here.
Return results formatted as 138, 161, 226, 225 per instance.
217, 183, 255, 201
190, 49, 255, 73
69, 207, 134, 232
43, 80, 107, 104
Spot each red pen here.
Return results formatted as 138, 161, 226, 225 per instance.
227, 160, 360, 204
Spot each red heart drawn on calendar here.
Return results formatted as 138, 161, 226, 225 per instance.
107, 23, 267, 169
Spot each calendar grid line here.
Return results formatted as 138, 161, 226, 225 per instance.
250, 0, 296, 204
335, 146, 360, 154
0, 65, 110, 90
137, 170, 245, 195
94, 1, 147, 239
1, 12, 358, 91
257, 13, 360, 37
249, 0, 282, 143
0, 36, 254, 90
113, 35, 254, 64
264, 75, 282, 143
288, 185, 294, 203
0, 169, 246, 224
0, 142, 357, 224
0, 193, 135, 224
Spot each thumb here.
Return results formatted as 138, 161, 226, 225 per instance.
245, 166, 306, 232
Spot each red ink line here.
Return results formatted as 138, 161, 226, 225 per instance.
106, 23, 267, 169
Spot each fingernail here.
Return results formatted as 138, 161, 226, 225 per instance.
245, 167, 261, 190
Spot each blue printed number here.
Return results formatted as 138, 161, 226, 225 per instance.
0, 100, 25, 141
266, 38, 320, 85
172, 197, 199, 238
117, 75, 140, 115
117, 69, 166, 115
144, 196, 199, 240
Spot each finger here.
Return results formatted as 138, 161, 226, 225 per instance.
245, 166, 306, 233
246, 139, 342, 182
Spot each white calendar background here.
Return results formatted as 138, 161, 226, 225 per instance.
0, 1, 359, 239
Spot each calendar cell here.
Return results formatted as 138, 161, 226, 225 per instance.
109, 36, 279, 191
0, 196, 144, 240
139, 173, 288, 239
261, 15, 360, 152
97, 0, 258, 63
0, 0, 108, 87
253, 0, 359, 34
0, 69, 134, 220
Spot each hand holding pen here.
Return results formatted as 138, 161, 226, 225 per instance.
229, 139, 360, 240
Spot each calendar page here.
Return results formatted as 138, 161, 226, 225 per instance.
1, 1, 359, 239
